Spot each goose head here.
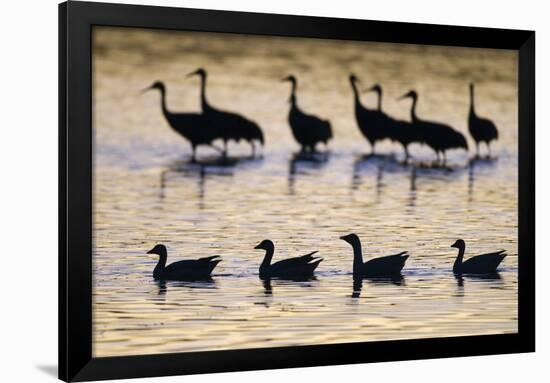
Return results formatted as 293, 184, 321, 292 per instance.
450, 239, 465, 249
349, 74, 359, 84
147, 244, 167, 256
142, 81, 165, 94
398, 90, 417, 101
186, 68, 207, 79
254, 239, 274, 251
340, 233, 360, 246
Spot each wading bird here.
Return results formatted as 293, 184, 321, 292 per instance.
282, 75, 332, 153
143, 81, 222, 162
363, 84, 422, 160
468, 83, 499, 157
187, 68, 264, 157
399, 90, 468, 165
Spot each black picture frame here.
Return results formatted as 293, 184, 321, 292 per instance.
59, 1, 535, 381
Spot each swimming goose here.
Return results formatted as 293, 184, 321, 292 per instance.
254, 239, 322, 279
451, 239, 506, 275
146, 244, 221, 280
340, 233, 409, 277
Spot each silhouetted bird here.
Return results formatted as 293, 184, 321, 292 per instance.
364, 84, 421, 160
282, 75, 332, 153
468, 83, 499, 157
451, 239, 506, 275
143, 81, 221, 162
187, 68, 264, 157
399, 90, 468, 164
349, 74, 388, 154
254, 239, 322, 279
146, 244, 221, 280
340, 233, 409, 277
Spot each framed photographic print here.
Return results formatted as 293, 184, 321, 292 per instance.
59, 1, 535, 381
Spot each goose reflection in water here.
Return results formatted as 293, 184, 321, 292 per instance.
288, 152, 329, 195
351, 275, 406, 298
153, 278, 217, 300
455, 272, 502, 291
261, 276, 319, 296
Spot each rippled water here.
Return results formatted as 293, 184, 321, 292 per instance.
92, 27, 518, 357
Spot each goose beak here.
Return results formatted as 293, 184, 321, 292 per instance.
362, 86, 375, 93
186, 70, 199, 78
281, 76, 290, 82
146, 248, 154, 254
339, 235, 347, 240
254, 244, 262, 249
397, 94, 408, 101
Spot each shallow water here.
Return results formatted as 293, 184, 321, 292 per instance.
92, 27, 518, 357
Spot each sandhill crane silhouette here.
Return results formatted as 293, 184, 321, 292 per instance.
349, 74, 388, 155
468, 83, 499, 157
399, 90, 468, 165
364, 84, 421, 161
187, 68, 264, 157
143, 81, 221, 162
281, 75, 332, 153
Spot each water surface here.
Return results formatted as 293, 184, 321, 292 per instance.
92, 27, 518, 357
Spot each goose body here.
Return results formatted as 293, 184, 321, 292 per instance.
350, 75, 388, 154
254, 239, 322, 279
147, 244, 221, 280
400, 90, 468, 164
451, 239, 506, 275
187, 68, 264, 156
144, 81, 220, 161
340, 233, 409, 277
468, 84, 499, 156
282, 75, 332, 152
364, 84, 422, 160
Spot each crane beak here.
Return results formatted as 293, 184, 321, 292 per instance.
140, 85, 153, 94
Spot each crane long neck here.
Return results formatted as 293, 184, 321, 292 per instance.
289, 81, 297, 107
351, 80, 363, 110
410, 95, 418, 122
260, 245, 275, 268
469, 86, 476, 115
199, 75, 208, 111
453, 245, 465, 272
376, 90, 382, 112
159, 88, 170, 118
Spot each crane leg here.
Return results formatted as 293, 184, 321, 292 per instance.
223, 140, 228, 158
191, 145, 197, 163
